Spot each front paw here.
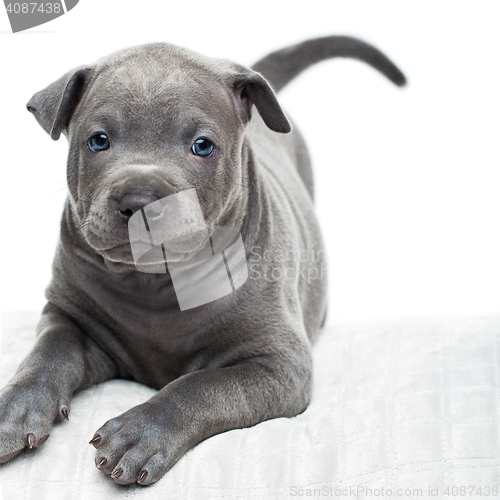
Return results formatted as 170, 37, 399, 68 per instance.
0, 381, 70, 464
90, 402, 184, 486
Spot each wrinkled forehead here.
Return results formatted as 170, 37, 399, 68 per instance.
79, 47, 239, 132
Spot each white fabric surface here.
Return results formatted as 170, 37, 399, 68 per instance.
0, 313, 499, 499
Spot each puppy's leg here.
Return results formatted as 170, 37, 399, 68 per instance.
91, 334, 312, 486
0, 303, 118, 463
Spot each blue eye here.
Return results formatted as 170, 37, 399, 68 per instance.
192, 138, 214, 157
88, 133, 110, 152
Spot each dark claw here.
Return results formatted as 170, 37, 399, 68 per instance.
27, 433, 35, 449
89, 435, 102, 446
137, 470, 148, 484
111, 468, 123, 479
97, 457, 107, 469
60, 406, 69, 421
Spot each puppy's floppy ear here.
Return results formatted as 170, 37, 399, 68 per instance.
27, 66, 92, 140
232, 70, 291, 134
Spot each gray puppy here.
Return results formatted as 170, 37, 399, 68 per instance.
0, 37, 404, 485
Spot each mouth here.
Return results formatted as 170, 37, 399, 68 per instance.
98, 242, 135, 262
98, 228, 213, 269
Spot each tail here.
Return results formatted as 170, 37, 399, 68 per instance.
251, 36, 406, 93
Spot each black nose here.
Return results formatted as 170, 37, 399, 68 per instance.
118, 193, 160, 224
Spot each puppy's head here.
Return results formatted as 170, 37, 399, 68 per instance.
27, 43, 290, 271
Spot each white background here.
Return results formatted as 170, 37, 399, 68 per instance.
0, 1, 499, 325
